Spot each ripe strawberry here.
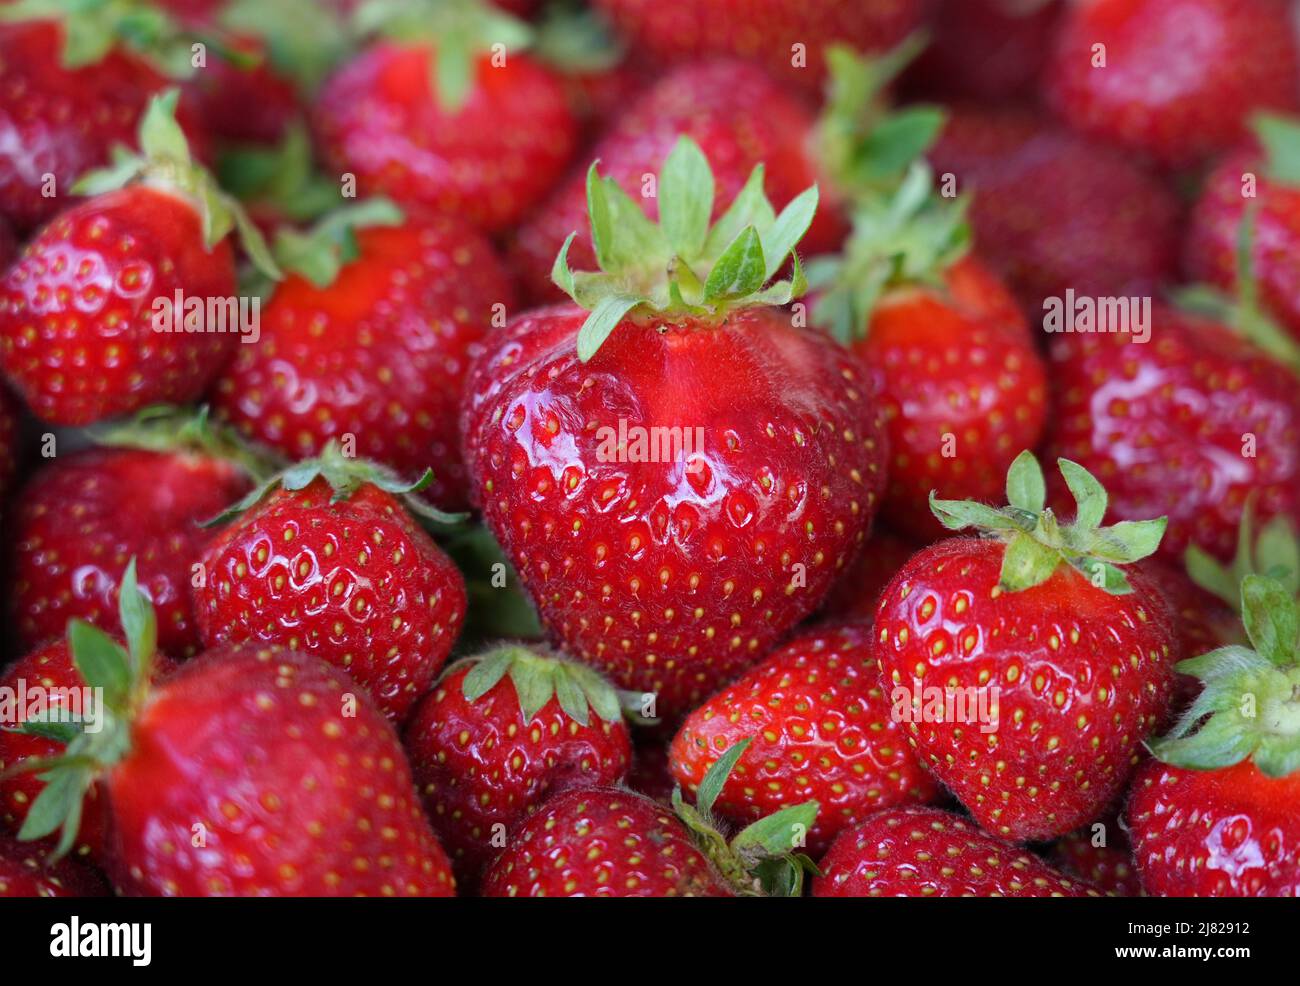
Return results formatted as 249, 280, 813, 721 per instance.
813, 807, 1102, 897
627, 734, 676, 805
927, 106, 1179, 310
821, 529, 919, 620
1044, 305, 1300, 563
464, 139, 887, 715
873, 451, 1176, 841
0, 214, 17, 268
1051, 817, 1143, 898
1186, 116, 1300, 343
1044, 0, 1300, 168
1128, 574, 1300, 896
670, 621, 940, 855
0, 90, 279, 425
8, 407, 258, 657
213, 203, 516, 511
313, 1, 577, 234
404, 645, 631, 884
0, 834, 107, 897
194, 444, 467, 721
17, 565, 456, 896
590, 0, 924, 93
810, 164, 1048, 541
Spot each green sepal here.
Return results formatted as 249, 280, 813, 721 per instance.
455, 645, 622, 727
1252, 112, 1300, 187
219, 0, 350, 92
92, 403, 281, 484
272, 198, 404, 288
532, 0, 623, 75
1185, 500, 1300, 610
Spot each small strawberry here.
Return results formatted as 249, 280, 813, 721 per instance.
1044, 0, 1300, 168
0, 834, 107, 897
15, 564, 456, 896
821, 529, 919, 620
1128, 574, 1300, 896
1051, 817, 1143, 898
873, 451, 1176, 841
810, 163, 1048, 541
404, 644, 631, 884
670, 621, 940, 855
313, 0, 577, 234
464, 138, 887, 716
813, 806, 1102, 897
194, 443, 467, 721
0, 89, 279, 425
213, 201, 517, 511
8, 406, 260, 657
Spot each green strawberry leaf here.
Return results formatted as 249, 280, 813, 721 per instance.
67, 622, 131, 710
696, 738, 750, 818
1004, 449, 1046, 514
659, 136, 714, 261
1240, 574, 1298, 668
731, 802, 819, 856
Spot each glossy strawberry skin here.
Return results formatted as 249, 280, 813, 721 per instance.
813, 807, 1101, 897
480, 786, 731, 897
0, 834, 108, 897
104, 644, 455, 896
508, 60, 845, 305
821, 529, 918, 620
591, 0, 923, 94
194, 479, 466, 722
213, 219, 516, 510
1044, 0, 1300, 168
670, 622, 939, 855
873, 538, 1176, 842
1127, 758, 1300, 897
928, 107, 1179, 311
404, 662, 632, 883
9, 448, 251, 658
851, 257, 1048, 541
1186, 148, 1300, 344
462, 304, 887, 716
314, 44, 577, 234
1044, 309, 1300, 563
0, 186, 237, 426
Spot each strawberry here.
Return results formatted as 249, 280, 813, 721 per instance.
821, 529, 919, 620
873, 451, 1176, 841
313, 1, 577, 234
669, 621, 940, 855
627, 734, 676, 805
1043, 304, 1300, 563
0, 90, 279, 426
0, 383, 19, 499
813, 806, 1102, 897
1186, 116, 1300, 344
404, 644, 631, 884
464, 139, 887, 716
590, 0, 924, 94
1044, 0, 1300, 169
927, 106, 1180, 310
213, 202, 517, 511
0, 214, 17, 268
810, 164, 1048, 541
1051, 817, 1143, 898
0, 834, 107, 897
193, 444, 467, 721
1128, 574, 1300, 896
8, 406, 259, 657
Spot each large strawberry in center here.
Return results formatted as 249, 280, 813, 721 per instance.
462, 138, 887, 717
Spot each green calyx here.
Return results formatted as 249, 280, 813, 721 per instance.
930, 450, 1168, 595
8, 561, 156, 859
272, 198, 404, 289
351, 0, 531, 113
532, 0, 623, 75
93, 403, 280, 483
672, 739, 821, 897
1150, 574, 1300, 778
0, 0, 199, 76
554, 135, 819, 362
1252, 112, 1300, 188
218, 125, 344, 225
219, 0, 350, 93
1186, 500, 1300, 611
807, 161, 970, 345
203, 440, 466, 529
73, 89, 282, 281
454, 645, 620, 727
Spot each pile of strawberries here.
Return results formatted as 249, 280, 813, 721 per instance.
0, 0, 1297, 899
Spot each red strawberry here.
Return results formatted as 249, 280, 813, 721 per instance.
626, 734, 677, 805
1186, 116, 1300, 344
0, 90, 278, 425
1044, 0, 1300, 168
590, 0, 924, 93
18, 567, 456, 896
464, 139, 887, 716
813, 806, 1102, 897
213, 203, 516, 511
821, 529, 919, 620
1044, 305, 1300, 563
1128, 574, 1300, 896
927, 106, 1180, 310
0, 834, 107, 897
1051, 818, 1143, 898
0, 214, 17, 268
669, 621, 940, 855
193, 445, 467, 721
404, 644, 631, 884
873, 451, 1176, 841
9, 408, 257, 657
313, 2, 577, 234
810, 165, 1048, 541
187, 35, 302, 146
